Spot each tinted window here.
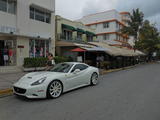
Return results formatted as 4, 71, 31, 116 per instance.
71, 64, 88, 72
50, 63, 73, 73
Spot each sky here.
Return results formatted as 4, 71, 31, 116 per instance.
56, 0, 160, 30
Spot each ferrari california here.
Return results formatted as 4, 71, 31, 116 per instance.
13, 62, 99, 99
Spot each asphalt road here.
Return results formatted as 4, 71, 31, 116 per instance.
1, 63, 160, 120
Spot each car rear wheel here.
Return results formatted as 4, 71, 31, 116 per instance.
90, 73, 99, 85
47, 80, 63, 99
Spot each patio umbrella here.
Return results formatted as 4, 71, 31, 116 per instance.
71, 48, 86, 52
70, 48, 86, 62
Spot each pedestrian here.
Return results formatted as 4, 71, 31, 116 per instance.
100, 55, 104, 62
96, 55, 101, 68
46, 53, 55, 70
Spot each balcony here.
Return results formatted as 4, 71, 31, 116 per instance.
56, 34, 93, 43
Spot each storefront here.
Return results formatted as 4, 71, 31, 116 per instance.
29, 39, 50, 58
0, 39, 16, 66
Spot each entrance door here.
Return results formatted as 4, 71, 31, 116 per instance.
0, 41, 4, 66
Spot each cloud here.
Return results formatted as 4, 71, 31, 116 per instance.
116, 0, 160, 18
56, 0, 160, 30
81, 0, 118, 17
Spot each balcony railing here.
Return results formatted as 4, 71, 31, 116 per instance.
56, 34, 94, 43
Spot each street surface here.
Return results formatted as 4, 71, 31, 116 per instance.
0, 63, 160, 120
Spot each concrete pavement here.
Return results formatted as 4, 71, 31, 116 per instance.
0, 72, 26, 90
0, 62, 160, 120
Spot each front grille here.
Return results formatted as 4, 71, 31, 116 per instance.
14, 87, 26, 94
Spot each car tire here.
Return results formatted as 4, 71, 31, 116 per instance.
47, 80, 63, 99
90, 72, 99, 85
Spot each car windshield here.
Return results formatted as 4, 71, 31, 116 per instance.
49, 63, 73, 73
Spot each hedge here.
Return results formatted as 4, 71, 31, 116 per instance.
23, 56, 73, 68
23, 57, 48, 68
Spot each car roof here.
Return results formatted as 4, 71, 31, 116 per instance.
64, 62, 88, 65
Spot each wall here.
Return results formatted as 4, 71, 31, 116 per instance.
16, 37, 29, 66
16, 0, 55, 39
89, 21, 118, 33
0, 11, 17, 33
56, 16, 96, 42
78, 10, 121, 25
97, 34, 116, 42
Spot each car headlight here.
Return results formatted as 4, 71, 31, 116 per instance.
31, 77, 47, 86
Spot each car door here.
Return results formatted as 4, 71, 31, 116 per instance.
66, 64, 89, 89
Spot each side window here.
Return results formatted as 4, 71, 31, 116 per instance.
71, 64, 88, 72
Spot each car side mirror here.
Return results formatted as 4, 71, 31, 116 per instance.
73, 69, 80, 74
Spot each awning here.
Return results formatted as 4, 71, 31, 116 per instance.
89, 42, 121, 56
81, 46, 108, 52
77, 28, 85, 33
85, 31, 96, 36
62, 24, 76, 31
89, 42, 142, 57
71, 48, 86, 52
73, 43, 107, 52
135, 50, 146, 56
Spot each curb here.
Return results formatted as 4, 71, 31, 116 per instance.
100, 65, 136, 75
0, 89, 13, 98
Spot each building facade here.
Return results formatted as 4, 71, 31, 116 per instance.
0, 0, 55, 68
78, 9, 132, 48
55, 15, 96, 59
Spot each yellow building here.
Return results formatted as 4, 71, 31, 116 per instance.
55, 15, 96, 59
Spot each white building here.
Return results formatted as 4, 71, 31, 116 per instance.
0, 0, 55, 71
78, 9, 132, 48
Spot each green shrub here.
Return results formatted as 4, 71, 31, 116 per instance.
23, 57, 48, 68
24, 56, 74, 68
54, 56, 73, 64
100, 61, 110, 69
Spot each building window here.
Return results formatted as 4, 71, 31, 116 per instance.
77, 32, 82, 41
62, 30, 72, 41
95, 24, 97, 28
0, 0, 16, 14
35, 9, 45, 22
30, 7, 34, 19
29, 39, 50, 58
30, 6, 51, 24
103, 34, 110, 40
87, 35, 93, 42
116, 22, 119, 28
103, 22, 109, 28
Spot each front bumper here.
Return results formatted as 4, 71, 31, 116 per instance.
13, 84, 47, 99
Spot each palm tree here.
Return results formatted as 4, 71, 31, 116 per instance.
121, 8, 144, 43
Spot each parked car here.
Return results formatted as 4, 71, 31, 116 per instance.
13, 62, 99, 99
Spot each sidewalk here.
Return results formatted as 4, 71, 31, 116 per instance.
0, 72, 26, 90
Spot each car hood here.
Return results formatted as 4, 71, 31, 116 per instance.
15, 71, 64, 85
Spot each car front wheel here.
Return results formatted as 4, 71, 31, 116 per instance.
47, 80, 63, 99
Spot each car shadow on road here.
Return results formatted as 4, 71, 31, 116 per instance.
13, 84, 99, 102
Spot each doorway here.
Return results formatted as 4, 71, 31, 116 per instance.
0, 40, 4, 66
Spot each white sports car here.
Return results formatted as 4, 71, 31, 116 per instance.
13, 62, 99, 99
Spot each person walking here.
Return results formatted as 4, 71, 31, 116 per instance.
46, 53, 55, 70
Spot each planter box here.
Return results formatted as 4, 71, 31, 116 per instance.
23, 67, 35, 72
35, 67, 46, 71
23, 67, 46, 72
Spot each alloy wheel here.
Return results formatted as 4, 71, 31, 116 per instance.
91, 73, 98, 85
49, 81, 62, 98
